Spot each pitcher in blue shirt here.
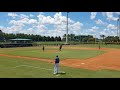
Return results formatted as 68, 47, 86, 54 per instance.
54, 55, 60, 74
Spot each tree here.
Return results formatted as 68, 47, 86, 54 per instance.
57, 36, 61, 41
47, 36, 51, 41
70, 34, 75, 41
100, 35, 105, 41
105, 36, 114, 42
51, 36, 55, 41
62, 34, 66, 41
113, 36, 119, 42
0, 30, 3, 41
67, 34, 71, 41
0, 30, 2, 33
55, 36, 58, 41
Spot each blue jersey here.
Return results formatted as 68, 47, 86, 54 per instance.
55, 57, 59, 63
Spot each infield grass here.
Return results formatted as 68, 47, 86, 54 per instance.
0, 46, 105, 60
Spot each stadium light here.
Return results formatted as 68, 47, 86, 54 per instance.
117, 15, 120, 40
94, 34, 96, 44
117, 19, 119, 37
66, 12, 68, 44
119, 15, 120, 39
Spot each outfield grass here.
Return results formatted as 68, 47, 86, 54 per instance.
0, 56, 120, 78
34, 41, 64, 45
77, 44, 120, 49
0, 47, 105, 60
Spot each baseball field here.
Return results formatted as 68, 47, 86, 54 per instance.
0, 44, 120, 78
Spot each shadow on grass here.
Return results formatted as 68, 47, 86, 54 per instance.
58, 71, 66, 75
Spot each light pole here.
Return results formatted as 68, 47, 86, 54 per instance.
66, 12, 69, 44
117, 18, 119, 37
94, 34, 96, 44
117, 15, 120, 40
118, 15, 120, 39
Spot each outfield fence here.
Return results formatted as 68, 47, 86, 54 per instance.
1, 41, 120, 48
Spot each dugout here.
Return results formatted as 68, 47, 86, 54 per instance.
9, 38, 32, 44
0, 38, 33, 48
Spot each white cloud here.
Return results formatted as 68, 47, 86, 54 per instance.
95, 19, 104, 25
100, 29, 107, 35
35, 24, 47, 30
8, 13, 18, 18
9, 17, 37, 26
99, 28, 116, 37
54, 21, 83, 36
37, 14, 55, 24
106, 12, 117, 21
69, 22, 83, 35
19, 14, 29, 19
2, 12, 84, 37
99, 23, 118, 37
28, 19, 37, 24
30, 14, 34, 17
107, 24, 117, 30
1, 25, 23, 34
89, 26, 99, 33
70, 22, 83, 30
9, 20, 25, 27
103, 12, 118, 21
45, 29, 65, 37
90, 12, 97, 20
36, 12, 84, 37
92, 26, 99, 30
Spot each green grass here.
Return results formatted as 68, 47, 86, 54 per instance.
0, 47, 105, 60
0, 56, 120, 78
34, 41, 64, 45
77, 44, 120, 49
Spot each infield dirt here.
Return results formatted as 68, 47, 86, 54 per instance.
0, 47, 120, 71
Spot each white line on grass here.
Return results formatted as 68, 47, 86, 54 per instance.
14, 65, 53, 71
14, 65, 65, 73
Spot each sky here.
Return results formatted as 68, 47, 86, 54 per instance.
0, 12, 120, 38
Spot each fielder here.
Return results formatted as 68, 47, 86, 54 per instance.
42, 45, 44, 51
99, 45, 100, 49
59, 44, 62, 51
54, 55, 60, 74
99, 42, 101, 49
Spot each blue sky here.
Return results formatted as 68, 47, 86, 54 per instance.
0, 12, 120, 38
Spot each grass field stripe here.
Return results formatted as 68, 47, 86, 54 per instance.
14, 65, 65, 72
14, 65, 53, 71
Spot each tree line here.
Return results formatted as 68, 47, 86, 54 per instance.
62, 34, 95, 42
0, 30, 120, 43
0, 32, 62, 42
101, 35, 120, 43
62, 34, 120, 43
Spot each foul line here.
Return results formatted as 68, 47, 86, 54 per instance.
14, 65, 53, 71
